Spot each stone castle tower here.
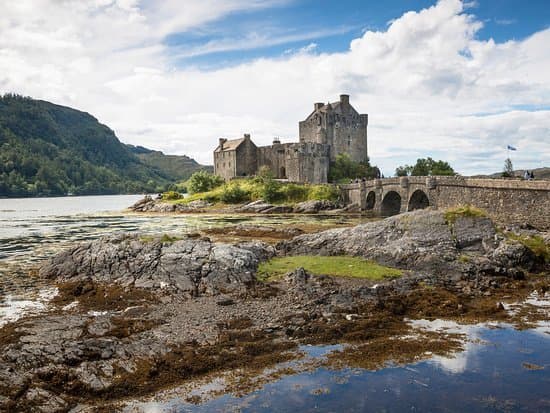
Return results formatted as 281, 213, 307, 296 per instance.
298, 94, 368, 163
214, 94, 368, 183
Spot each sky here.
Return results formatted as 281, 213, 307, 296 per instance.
1, 0, 549, 176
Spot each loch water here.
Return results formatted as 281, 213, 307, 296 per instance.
1, 195, 549, 412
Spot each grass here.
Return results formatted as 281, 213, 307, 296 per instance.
173, 178, 340, 206
257, 255, 403, 282
444, 205, 487, 224
507, 233, 549, 263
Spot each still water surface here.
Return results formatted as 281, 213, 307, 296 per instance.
1, 195, 549, 412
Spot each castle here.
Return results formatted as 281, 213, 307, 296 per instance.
213, 94, 368, 184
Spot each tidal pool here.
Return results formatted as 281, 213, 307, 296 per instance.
126, 323, 550, 413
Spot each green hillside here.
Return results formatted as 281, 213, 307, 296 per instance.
127, 145, 213, 181
0, 95, 206, 197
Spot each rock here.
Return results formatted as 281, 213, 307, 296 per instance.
261, 205, 294, 214
236, 200, 276, 213
216, 297, 235, 306
129, 196, 210, 213
279, 210, 531, 276
285, 267, 310, 285
39, 234, 273, 296
342, 203, 361, 213
293, 200, 340, 214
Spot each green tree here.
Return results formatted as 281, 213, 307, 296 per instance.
395, 157, 455, 177
187, 171, 224, 194
328, 154, 379, 182
502, 158, 514, 177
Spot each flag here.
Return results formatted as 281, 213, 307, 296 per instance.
507, 145, 517, 151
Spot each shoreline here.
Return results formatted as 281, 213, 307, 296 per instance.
0, 209, 548, 412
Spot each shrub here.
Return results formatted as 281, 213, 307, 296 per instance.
308, 185, 339, 201
279, 184, 308, 202
260, 179, 281, 203
187, 171, 224, 194
220, 184, 250, 203
161, 190, 182, 200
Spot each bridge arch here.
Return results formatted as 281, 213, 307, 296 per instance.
380, 191, 402, 216
408, 189, 430, 211
365, 191, 376, 210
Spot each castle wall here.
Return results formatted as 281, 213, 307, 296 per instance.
283, 143, 330, 184
235, 139, 258, 177
257, 144, 286, 178
299, 96, 368, 164
330, 113, 368, 163
213, 150, 237, 181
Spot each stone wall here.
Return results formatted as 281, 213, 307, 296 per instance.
283, 142, 330, 183
340, 177, 550, 229
298, 95, 368, 163
235, 138, 258, 177
213, 150, 237, 181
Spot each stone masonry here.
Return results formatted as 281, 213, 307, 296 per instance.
340, 176, 550, 230
213, 94, 368, 183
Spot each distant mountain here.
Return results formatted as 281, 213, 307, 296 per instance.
126, 145, 213, 181
471, 167, 550, 180
0, 95, 207, 197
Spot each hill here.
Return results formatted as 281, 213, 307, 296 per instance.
471, 167, 550, 180
126, 145, 213, 181
0, 95, 207, 197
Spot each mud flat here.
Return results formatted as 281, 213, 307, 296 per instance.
0, 209, 548, 412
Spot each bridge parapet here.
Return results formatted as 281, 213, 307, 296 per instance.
338, 177, 550, 229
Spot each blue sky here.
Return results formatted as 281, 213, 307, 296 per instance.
167, 0, 550, 69
1, 0, 549, 175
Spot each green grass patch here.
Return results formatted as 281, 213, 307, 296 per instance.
173, 178, 339, 206
257, 255, 403, 282
507, 233, 549, 263
444, 205, 487, 224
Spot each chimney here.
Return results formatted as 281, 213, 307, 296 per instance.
244, 133, 251, 140
340, 94, 349, 105
273, 137, 281, 145
314, 102, 324, 111
219, 138, 227, 149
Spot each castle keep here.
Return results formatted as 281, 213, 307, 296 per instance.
213, 94, 368, 183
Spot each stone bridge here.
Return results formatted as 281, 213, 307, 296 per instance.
339, 176, 550, 230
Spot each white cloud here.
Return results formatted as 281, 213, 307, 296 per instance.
0, 0, 549, 175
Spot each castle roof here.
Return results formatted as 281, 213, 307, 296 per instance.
215, 137, 246, 152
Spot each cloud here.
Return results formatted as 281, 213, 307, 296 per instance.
0, 0, 549, 175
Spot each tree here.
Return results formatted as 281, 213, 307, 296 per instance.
187, 170, 224, 194
328, 154, 379, 182
395, 157, 455, 177
502, 158, 514, 177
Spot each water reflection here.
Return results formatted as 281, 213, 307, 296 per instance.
125, 325, 550, 413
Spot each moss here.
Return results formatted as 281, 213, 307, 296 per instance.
507, 233, 549, 263
444, 205, 487, 224
257, 255, 403, 282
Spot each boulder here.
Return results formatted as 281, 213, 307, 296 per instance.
292, 200, 340, 214
278, 210, 518, 276
39, 234, 274, 296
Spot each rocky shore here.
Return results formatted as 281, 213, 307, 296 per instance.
129, 196, 343, 214
1, 210, 548, 412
